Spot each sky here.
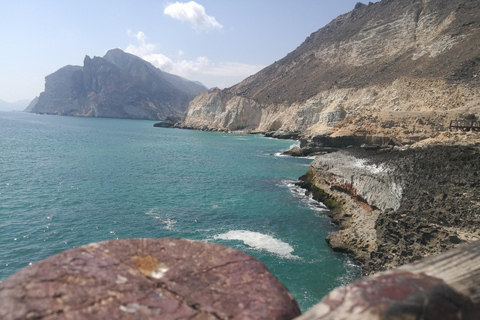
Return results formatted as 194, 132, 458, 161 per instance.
0, 0, 366, 102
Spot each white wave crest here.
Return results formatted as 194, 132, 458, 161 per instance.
145, 209, 177, 230
284, 180, 329, 214
213, 230, 300, 260
289, 142, 300, 149
273, 152, 289, 157
161, 218, 177, 230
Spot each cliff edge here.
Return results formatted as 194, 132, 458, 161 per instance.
298, 143, 480, 276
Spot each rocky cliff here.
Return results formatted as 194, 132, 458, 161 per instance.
28, 49, 208, 120
297, 143, 480, 276
179, 0, 480, 144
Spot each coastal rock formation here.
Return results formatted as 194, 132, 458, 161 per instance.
27, 49, 208, 120
298, 144, 480, 276
298, 240, 480, 320
178, 0, 480, 277
0, 238, 300, 320
179, 0, 480, 144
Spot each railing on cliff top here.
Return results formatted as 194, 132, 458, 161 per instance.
449, 119, 480, 132
1, 238, 479, 320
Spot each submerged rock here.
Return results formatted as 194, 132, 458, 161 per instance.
153, 116, 182, 128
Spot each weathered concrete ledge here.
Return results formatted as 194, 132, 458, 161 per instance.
298, 145, 480, 276
0, 238, 300, 320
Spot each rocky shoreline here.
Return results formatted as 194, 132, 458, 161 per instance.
296, 142, 480, 276
161, 117, 480, 276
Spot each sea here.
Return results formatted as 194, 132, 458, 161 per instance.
0, 111, 360, 312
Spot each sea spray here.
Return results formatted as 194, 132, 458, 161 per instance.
213, 230, 301, 260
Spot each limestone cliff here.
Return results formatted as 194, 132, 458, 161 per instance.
28, 49, 208, 120
298, 145, 480, 276
180, 0, 480, 143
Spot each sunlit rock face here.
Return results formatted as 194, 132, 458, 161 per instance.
298, 145, 480, 276
181, 0, 480, 140
28, 49, 207, 120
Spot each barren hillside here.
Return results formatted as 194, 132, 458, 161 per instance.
180, 0, 480, 145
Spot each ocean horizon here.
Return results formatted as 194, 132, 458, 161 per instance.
0, 111, 360, 312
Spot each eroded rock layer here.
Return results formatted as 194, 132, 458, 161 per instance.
298, 144, 480, 276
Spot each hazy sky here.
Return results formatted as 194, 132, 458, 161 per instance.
0, 1, 365, 102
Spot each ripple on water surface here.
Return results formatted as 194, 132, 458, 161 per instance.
0, 113, 360, 312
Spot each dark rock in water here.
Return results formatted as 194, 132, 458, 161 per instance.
0, 238, 300, 320
265, 131, 301, 140
153, 116, 182, 128
272, 131, 301, 140
27, 49, 208, 120
282, 146, 333, 157
282, 147, 306, 157
153, 121, 175, 128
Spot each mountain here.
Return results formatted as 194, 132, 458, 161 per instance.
180, 0, 480, 144
27, 49, 208, 120
0, 99, 31, 112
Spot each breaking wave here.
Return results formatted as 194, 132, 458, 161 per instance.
145, 209, 177, 230
283, 180, 329, 214
213, 230, 301, 260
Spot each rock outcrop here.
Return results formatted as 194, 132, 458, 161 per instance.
297, 143, 480, 276
28, 49, 208, 120
297, 240, 480, 320
179, 0, 480, 144
0, 238, 300, 320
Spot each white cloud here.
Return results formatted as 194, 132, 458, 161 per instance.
125, 31, 264, 88
126, 31, 157, 57
164, 1, 222, 31
126, 31, 174, 71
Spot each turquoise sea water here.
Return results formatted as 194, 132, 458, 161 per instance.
0, 112, 360, 312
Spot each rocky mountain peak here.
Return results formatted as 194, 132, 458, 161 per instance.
28, 49, 207, 120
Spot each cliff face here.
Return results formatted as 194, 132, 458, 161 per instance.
29, 49, 208, 120
299, 145, 480, 276
180, 0, 480, 142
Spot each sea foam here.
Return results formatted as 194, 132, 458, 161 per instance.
145, 209, 177, 230
284, 180, 329, 214
213, 230, 300, 260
